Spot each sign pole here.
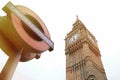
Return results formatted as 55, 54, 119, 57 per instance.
0, 34, 23, 80
0, 49, 23, 80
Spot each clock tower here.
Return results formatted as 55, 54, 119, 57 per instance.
65, 17, 107, 80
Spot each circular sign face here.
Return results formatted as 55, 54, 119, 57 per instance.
11, 5, 50, 52
1, 2, 54, 62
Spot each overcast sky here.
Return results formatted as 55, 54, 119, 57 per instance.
0, 0, 120, 80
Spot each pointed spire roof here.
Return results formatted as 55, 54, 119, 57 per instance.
72, 15, 83, 29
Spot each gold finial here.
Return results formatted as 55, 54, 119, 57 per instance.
76, 15, 79, 21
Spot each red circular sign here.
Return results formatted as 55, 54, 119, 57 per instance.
11, 5, 50, 52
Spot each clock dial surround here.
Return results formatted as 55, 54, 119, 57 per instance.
68, 33, 80, 44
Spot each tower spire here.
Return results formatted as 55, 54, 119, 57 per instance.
76, 14, 79, 21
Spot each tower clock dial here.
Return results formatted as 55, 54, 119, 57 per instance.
68, 33, 80, 44
88, 34, 96, 44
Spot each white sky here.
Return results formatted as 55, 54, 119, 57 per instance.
0, 0, 120, 80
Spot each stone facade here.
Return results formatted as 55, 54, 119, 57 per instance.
65, 18, 107, 80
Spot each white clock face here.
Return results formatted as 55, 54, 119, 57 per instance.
68, 33, 80, 44
88, 34, 95, 44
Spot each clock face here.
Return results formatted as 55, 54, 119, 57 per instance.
88, 34, 95, 44
68, 33, 80, 44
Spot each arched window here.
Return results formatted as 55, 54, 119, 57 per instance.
87, 75, 96, 80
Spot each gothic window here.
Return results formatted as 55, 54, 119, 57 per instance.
87, 75, 96, 80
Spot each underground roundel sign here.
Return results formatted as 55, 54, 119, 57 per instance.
3, 1, 54, 51
0, 1, 54, 61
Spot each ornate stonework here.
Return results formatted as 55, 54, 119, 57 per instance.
65, 17, 107, 80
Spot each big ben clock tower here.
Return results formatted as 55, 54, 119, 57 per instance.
65, 17, 107, 80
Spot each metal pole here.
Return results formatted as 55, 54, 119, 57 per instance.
0, 33, 23, 80
0, 49, 22, 80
